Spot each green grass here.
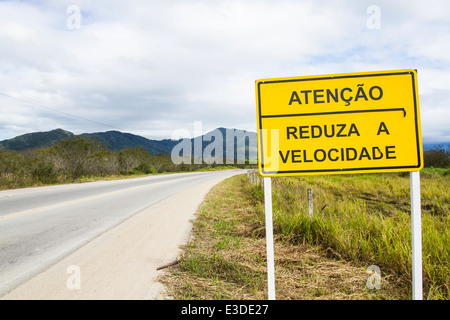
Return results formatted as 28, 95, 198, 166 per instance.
268, 168, 449, 299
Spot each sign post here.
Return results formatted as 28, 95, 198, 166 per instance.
263, 177, 276, 300
410, 171, 422, 300
255, 69, 423, 300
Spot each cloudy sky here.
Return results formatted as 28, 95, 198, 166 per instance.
0, 0, 449, 143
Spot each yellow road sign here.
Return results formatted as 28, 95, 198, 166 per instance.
255, 69, 423, 176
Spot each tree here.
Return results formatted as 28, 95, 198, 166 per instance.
117, 147, 155, 174
424, 145, 450, 168
49, 137, 112, 178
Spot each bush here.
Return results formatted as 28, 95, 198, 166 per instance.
131, 162, 156, 175
118, 147, 155, 174
424, 145, 450, 168
48, 137, 113, 178
31, 160, 58, 183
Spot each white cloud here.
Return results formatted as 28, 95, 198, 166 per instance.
0, 0, 449, 144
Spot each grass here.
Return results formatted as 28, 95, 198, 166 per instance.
268, 169, 449, 299
159, 169, 450, 299
165, 176, 268, 299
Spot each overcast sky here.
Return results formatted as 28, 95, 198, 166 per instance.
0, 0, 449, 143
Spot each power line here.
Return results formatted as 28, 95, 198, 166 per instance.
0, 91, 171, 141
0, 92, 117, 130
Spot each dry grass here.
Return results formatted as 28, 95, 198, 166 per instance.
159, 174, 408, 300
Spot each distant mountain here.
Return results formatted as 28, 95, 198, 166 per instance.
0, 128, 258, 162
0, 128, 180, 155
194, 127, 257, 163
0, 128, 75, 151
79, 130, 178, 155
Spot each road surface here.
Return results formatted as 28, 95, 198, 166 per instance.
0, 169, 244, 299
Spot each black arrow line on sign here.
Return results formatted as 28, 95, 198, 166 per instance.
260, 108, 407, 119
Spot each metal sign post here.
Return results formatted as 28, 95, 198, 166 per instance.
263, 177, 276, 300
410, 171, 423, 300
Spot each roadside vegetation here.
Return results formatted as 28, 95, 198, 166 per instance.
424, 145, 450, 168
161, 166, 449, 300
0, 136, 252, 190
2, 135, 448, 298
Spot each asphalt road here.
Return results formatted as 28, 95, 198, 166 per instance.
0, 170, 244, 299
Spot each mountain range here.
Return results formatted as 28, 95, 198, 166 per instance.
0, 128, 446, 160
0, 128, 258, 162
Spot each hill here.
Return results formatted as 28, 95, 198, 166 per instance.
194, 127, 257, 163
0, 129, 75, 151
0, 127, 258, 162
79, 131, 178, 155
